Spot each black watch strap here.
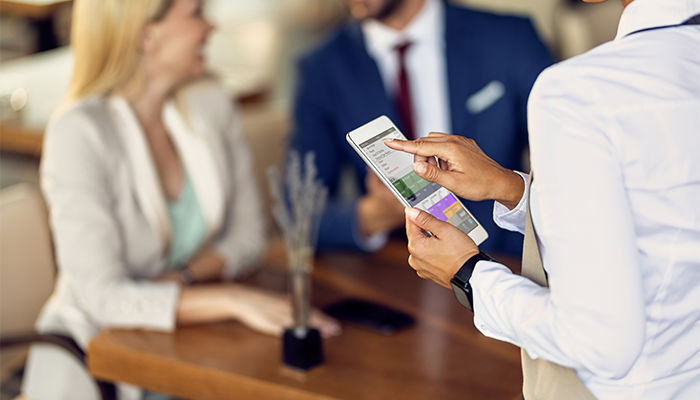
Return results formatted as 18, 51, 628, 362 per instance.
179, 268, 195, 285
450, 251, 494, 311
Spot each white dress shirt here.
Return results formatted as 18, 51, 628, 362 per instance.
354, 0, 450, 251
362, 0, 451, 138
470, 0, 700, 398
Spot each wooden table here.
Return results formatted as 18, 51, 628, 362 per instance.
88, 241, 524, 400
0, 123, 43, 156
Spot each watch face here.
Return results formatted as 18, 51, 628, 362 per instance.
451, 281, 473, 312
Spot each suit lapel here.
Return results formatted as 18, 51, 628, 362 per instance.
108, 96, 171, 248
164, 96, 224, 236
343, 22, 397, 176
108, 93, 225, 251
444, 4, 482, 137
345, 22, 396, 123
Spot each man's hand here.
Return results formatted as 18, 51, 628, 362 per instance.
404, 207, 479, 289
357, 171, 405, 236
385, 133, 524, 210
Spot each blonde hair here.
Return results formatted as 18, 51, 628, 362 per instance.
67, 0, 175, 101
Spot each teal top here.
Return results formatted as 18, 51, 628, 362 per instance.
166, 174, 207, 268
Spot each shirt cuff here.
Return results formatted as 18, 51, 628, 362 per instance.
470, 260, 522, 347
352, 215, 389, 252
492, 171, 529, 234
104, 281, 182, 333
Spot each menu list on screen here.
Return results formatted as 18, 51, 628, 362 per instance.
360, 128, 478, 235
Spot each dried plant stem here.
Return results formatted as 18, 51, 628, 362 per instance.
267, 151, 327, 328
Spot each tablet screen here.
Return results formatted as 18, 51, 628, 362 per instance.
359, 127, 478, 234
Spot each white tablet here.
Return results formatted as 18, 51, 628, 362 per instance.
346, 115, 488, 245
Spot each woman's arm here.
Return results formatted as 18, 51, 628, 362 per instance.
175, 284, 341, 338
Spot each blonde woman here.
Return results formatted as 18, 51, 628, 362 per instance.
21, 0, 340, 399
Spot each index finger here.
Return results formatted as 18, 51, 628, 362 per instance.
384, 138, 452, 161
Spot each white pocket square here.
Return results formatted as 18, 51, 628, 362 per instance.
465, 80, 505, 114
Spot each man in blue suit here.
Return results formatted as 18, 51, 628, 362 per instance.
289, 0, 552, 255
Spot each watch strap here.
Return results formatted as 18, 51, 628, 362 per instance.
179, 268, 195, 285
451, 251, 494, 311
454, 251, 494, 283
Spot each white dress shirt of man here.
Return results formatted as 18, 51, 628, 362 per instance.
341, 0, 452, 252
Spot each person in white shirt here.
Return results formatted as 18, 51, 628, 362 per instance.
386, 0, 700, 398
21, 1, 339, 399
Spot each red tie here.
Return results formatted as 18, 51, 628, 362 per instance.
394, 42, 415, 140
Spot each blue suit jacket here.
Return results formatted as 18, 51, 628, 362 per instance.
290, 2, 553, 255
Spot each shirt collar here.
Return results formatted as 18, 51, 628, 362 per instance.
615, 0, 700, 39
362, 0, 444, 56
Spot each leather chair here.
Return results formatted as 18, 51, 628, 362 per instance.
0, 183, 116, 400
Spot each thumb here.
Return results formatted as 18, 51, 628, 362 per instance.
405, 207, 451, 238
413, 161, 454, 189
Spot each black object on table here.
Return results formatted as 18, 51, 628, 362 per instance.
325, 298, 415, 335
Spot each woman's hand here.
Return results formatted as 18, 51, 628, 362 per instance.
228, 285, 342, 339
385, 133, 524, 210
155, 269, 185, 284
404, 207, 479, 289
177, 284, 341, 338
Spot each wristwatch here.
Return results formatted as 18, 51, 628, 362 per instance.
450, 251, 494, 312
179, 268, 195, 285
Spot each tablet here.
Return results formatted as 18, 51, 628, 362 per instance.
346, 115, 488, 245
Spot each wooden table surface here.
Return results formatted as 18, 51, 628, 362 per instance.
88, 241, 524, 400
0, 123, 43, 156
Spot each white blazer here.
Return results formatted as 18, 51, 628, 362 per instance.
22, 79, 266, 400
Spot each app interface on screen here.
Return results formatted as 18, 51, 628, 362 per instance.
359, 127, 478, 235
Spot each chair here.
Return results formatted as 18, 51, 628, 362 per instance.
0, 183, 116, 400
554, 0, 624, 60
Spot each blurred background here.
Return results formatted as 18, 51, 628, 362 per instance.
0, 0, 624, 188
0, 0, 622, 398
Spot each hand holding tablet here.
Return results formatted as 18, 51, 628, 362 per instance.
346, 116, 489, 246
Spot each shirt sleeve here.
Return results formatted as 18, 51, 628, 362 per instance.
41, 109, 181, 332
492, 171, 529, 234
352, 220, 389, 252
470, 66, 646, 380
